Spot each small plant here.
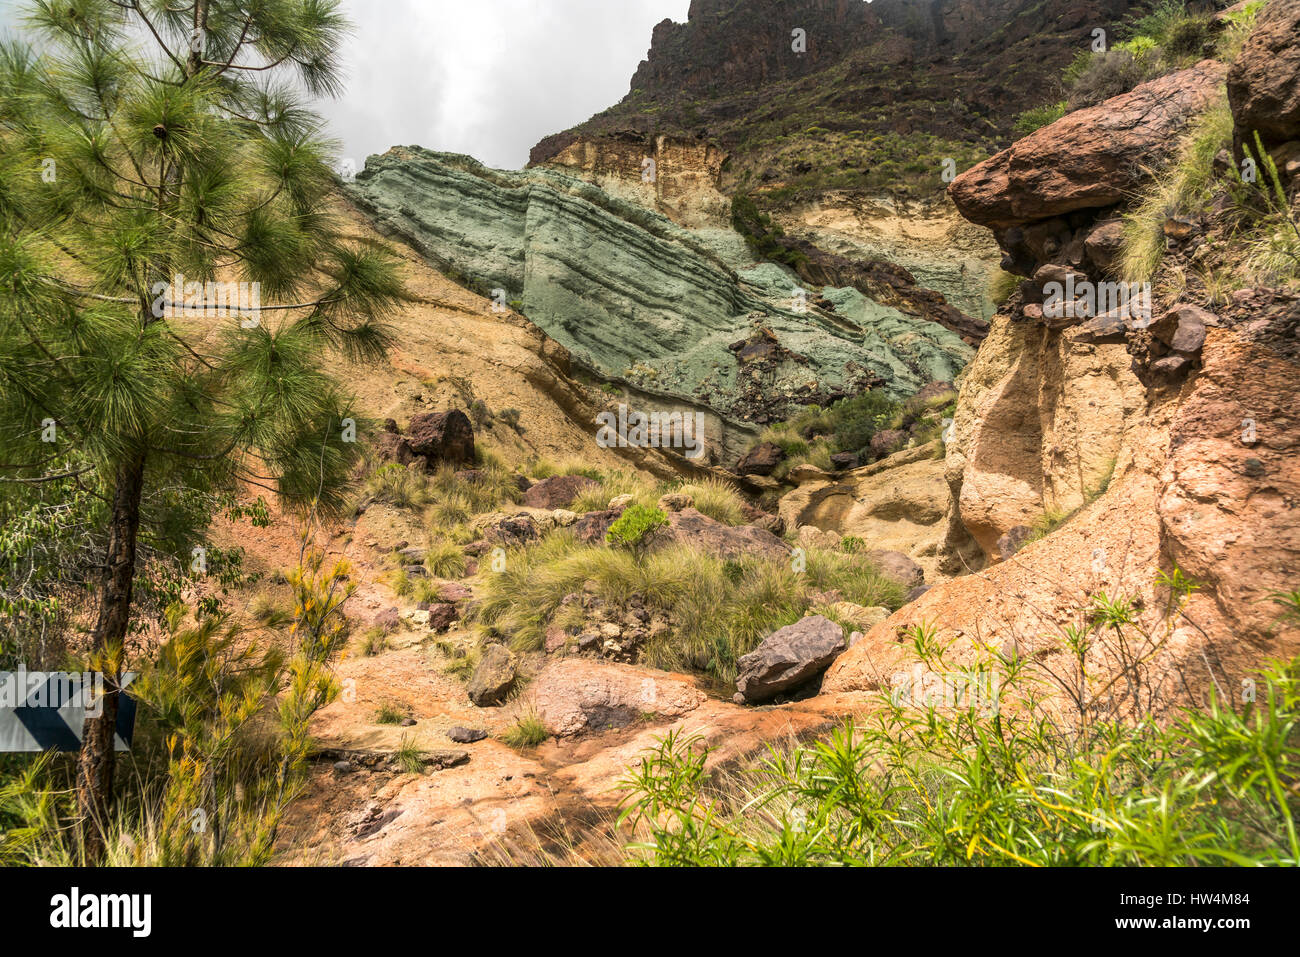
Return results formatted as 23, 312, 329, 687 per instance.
497, 408, 522, 431
356, 626, 389, 657
1013, 101, 1066, 137
606, 505, 669, 550
426, 541, 468, 579
395, 735, 424, 775
375, 702, 409, 725
502, 712, 549, 749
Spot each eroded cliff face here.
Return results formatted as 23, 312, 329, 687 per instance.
346, 146, 974, 432
829, 28, 1300, 707
538, 134, 731, 230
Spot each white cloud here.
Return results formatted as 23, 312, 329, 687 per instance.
326, 0, 690, 170
0, 0, 689, 171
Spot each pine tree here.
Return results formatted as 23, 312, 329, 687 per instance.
0, 0, 402, 860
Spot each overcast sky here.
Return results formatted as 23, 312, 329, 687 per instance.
326, 0, 691, 170
0, 0, 691, 170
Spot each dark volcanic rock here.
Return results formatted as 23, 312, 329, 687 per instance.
524, 474, 598, 509
737, 441, 785, 476
1227, 0, 1300, 149
407, 410, 475, 467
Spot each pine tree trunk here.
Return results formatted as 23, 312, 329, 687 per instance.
76, 451, 146, 862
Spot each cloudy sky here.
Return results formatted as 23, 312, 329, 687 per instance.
325, 0, 691, 170
0, 0, 691, 170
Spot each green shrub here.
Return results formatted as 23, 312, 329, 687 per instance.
1013, 101, 1067, 137
606, 505, 669, 550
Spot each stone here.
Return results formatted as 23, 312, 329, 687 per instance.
573, 507, 625, 545
996, 525, 1033, 561
551, 508, 578, 526
829, 451, 861, 471
656, 492, 694, 512
523, 474, 597, 509
1083, 219, 1126, 273
467, 645, 517, 707
788, 463, 831, 484
735, 615, 846, 703
607, 493, 634, 509
484, 514, 539, 548
867, 549, 925, 588
333, 760, 352, 773
1151, 355, 1192, 379
869, 429, 907, 460
950, 62, 1228, 229
447, 727, 488, 744
406, 409, 475, 466
1159, 304, 1214, 355
798, 525, 841, 550
427, 603, 459, 631
737, 441, 785, 476
903, 584, 931, 604
436, 582, 473, 603
530, 658, 706, 736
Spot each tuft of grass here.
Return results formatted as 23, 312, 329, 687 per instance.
674, 478, 746, 526
502, 711, 549, 749
475, 535, 901, 683
425, 541, 468, 579
1119, 98, 1234, 283
375, 702, 409, 725
356, 625, 388, 657
395, 735, 424, 775
987, 267, 1022, 306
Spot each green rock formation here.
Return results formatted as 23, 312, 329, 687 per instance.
348, 147, 973, 421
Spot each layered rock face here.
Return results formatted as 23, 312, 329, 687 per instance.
348, 147, 973, 427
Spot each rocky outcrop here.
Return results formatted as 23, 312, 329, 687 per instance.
348, 148, 973, 425
1227, 0, 1300, 150
950, 61, 1228, 276
659, 507, 790, 562
778, 443, 950, 581
952, 62, 1227, 231
736, 615, 846, 703
532, 658, 707, 736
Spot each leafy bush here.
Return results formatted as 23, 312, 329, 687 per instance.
606, 505, 669, 550
1066, 50, 1148, 110
1013, 101, 1067, 137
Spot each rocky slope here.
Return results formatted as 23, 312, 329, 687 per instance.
533, 0, 1141, 203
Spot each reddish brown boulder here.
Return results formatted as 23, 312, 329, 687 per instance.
736, 441, 785, 476
949, 61, 1228, 229
1227, 0, 1300, 148
407, 410, 475, 467
523, 474, 597, 509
